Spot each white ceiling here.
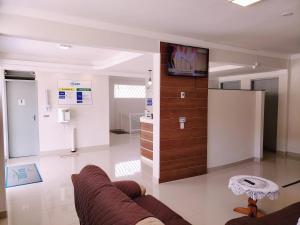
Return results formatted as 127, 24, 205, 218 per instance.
0, 0, 299, 54
0, 36, 144, 69
0, 36, 156, 77
0, 36, 276, 78
107, 54, 153, 74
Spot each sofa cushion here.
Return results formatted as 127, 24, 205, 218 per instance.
258, 202, 300, 225
225, 202, 300, 225
134, 195, 191, 225
113, 180, 144, 199
72, 165, 153, 225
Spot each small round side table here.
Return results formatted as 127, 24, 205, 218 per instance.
228, 175, 279, 218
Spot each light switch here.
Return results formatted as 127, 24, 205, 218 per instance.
179, 117, 186, 130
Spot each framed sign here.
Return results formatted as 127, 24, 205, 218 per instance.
58, 80, 92, 105
146, 98, 152, 106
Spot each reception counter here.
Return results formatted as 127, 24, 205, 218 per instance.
140, 117, 153, 161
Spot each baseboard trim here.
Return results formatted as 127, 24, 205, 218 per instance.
39, 145, 110, 156
286, 152, 300, 160
0, 211, 7, 219
276, 150, 287, 158
208, 158, 255, 173
275, 151, 300, 160
141, 156, 153, 167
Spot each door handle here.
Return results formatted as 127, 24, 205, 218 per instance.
33, 115, 36, 121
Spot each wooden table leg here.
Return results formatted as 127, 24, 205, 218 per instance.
234, 197, 265, 218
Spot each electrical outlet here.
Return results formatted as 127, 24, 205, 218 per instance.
180, 92, 185, 99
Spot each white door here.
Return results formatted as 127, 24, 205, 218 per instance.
6, 80, 39, 158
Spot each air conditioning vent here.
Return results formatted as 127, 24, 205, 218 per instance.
4, 70, 36, 80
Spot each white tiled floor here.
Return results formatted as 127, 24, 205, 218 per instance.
1, 134, 300, 225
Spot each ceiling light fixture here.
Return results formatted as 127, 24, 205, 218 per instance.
228, 0, 262, 7
147, 70, 152, 86
280, 12, 294, 17
58, 44, 72, 50
209, 65, 244, 72
252, 62, 259, 69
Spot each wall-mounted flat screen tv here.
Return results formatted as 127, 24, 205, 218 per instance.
167, 43, 209, 77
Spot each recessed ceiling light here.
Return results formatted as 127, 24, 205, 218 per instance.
209, 65, 244, 72
280, 12, 294, 17
58, 44, 72, 50
228, 0, 262, 7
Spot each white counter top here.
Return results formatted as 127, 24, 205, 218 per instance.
140, 117, 153, 124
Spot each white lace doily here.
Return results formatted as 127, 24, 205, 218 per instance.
228, 175, 279, 200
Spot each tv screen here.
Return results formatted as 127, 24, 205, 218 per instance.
167, 43, 209, 77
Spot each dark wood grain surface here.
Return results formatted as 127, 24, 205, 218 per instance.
140, 122, 153, 160
159, 42, 208, 183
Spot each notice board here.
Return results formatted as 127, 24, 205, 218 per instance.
58, 80, 92, 105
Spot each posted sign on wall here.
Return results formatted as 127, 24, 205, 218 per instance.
58, 80, 92, 105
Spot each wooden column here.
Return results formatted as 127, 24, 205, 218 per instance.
159, 42, 208, 183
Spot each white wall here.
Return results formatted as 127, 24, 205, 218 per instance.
287, 58, 300, 155
208, 89, 264, 168
218, 70, 288, 152
0, 75, 6, 213
109, 76, 145, 131
152, 53, 160, 181
37, 72, 109, 151
145, 73, 153, 115
208, 78, 219, 89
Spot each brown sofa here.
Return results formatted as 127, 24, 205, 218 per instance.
225, 202, 300, 225
71, 165, 191, 225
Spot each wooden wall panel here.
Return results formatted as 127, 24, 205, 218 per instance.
140, 131, 153, 141
159, 42, 208, 183
141, 139, 153, 150
141, 147, 153, 160
141, 122, 153, 132
140, 122, 153, 160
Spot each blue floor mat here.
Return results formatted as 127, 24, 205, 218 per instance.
6, 163, 43, 188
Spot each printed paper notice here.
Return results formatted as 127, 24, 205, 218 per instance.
58, 80, 92, 105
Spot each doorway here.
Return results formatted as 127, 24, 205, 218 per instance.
6, 80, 39, 158
251, 78, 279, 152
109, 76, 146, 135
220, 81, 241, 90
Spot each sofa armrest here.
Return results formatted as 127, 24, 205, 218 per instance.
113, 180, 146, 199
225, 217, 264, 225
